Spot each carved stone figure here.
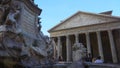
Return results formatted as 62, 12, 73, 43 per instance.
46, 39, 54, 56
72, 43, 86, 61
5, 6, 20, 30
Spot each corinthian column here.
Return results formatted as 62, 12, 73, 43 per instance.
108, 30, 118, 63
52, 38, 57, 59
57, 36, 61, 57
66, 35, 71, 62
96, 31, 104, 60
86, 32, 91, 54
75, 33, 79, 43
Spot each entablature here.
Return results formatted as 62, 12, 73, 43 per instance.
50, 21, 120, 37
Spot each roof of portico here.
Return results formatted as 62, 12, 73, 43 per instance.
48, 11, 120, 32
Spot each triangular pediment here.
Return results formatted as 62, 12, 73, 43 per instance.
48, 11, 120, 32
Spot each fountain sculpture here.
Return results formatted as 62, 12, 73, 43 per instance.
0, 0, 54, 67
72, 43, 86, 61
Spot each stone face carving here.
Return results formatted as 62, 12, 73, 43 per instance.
0, 0, 54, 67
72, 43, 86, 61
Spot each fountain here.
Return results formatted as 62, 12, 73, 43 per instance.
72, 43, 86, 61
68, 43, 86, 68
0, 0, 54, 67
0, 0, 89, 68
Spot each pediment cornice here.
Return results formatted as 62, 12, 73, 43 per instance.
48, 11, 120, 32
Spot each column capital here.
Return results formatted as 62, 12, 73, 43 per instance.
108, 30, 112, 33
66, 35, 69, 37
85, 32, 90, 36
75, 33, 79, 36
57, 36, 61, 40
96, 31, 100, 33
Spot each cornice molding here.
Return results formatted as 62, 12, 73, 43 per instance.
50, 21, 120, 37
18, 0, 42, 15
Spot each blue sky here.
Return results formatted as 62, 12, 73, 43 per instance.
34, 0, 120, 36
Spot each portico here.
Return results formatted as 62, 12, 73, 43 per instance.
48, 11, 120, 63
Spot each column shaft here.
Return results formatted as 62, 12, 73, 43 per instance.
52, 38, 56, 58
96, 31, 104, 60
66, 35, 71, 62
108, 30, 118, 63
57, 36, 61, 57
86, 32, 91, 54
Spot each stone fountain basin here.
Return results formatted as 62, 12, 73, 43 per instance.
50, 62, 72, 68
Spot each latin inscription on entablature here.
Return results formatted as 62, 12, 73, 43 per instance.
50, 21, 120, 37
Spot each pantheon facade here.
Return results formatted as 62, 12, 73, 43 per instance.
48, 11, 120, 63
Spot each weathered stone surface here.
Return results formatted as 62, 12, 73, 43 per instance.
21, 6, 36, 37
68, 61, 85, 68
49, 11, 120, 31
0, 0, 54, 67
72, 43, 86, 61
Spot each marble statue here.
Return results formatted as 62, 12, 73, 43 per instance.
72, 43, 86, 61
5, 7, 20, 29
